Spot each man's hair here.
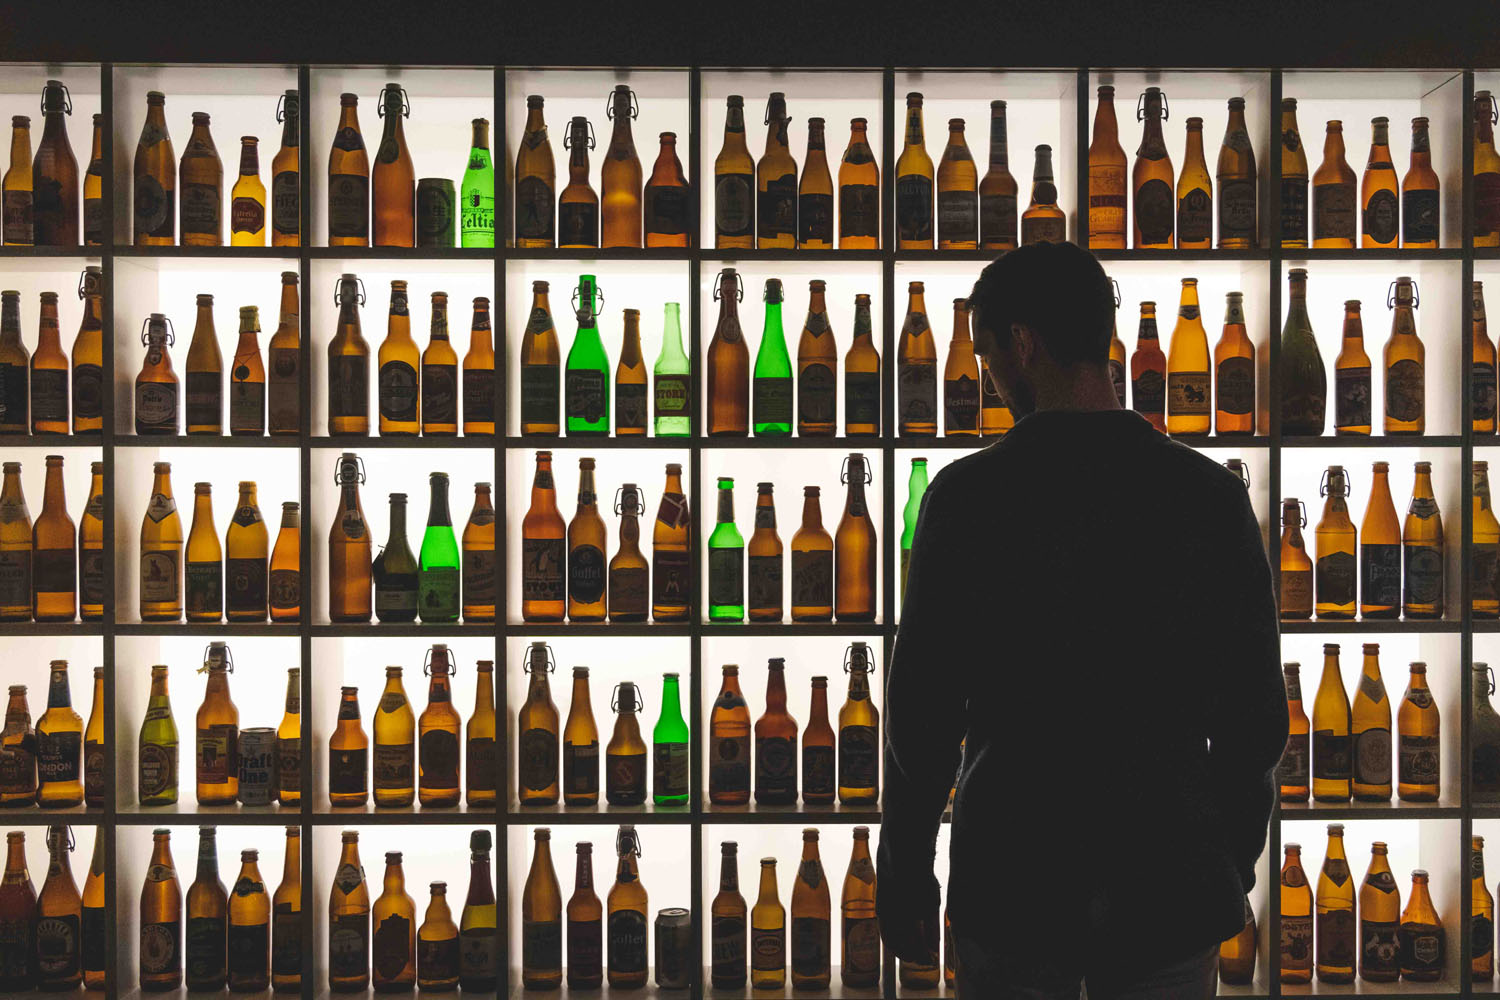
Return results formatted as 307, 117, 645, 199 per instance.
968, 242, 1115, 367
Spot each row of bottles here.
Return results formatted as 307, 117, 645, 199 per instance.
0, 827, 105, 990
1276, 644, 1438, 803
0, 81, 92, 248
0, 457, 103, 623
0, 661, 101, 809
1277, 461, 1445, 621
0, 268, 103, 436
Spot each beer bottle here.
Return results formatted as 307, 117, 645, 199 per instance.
521, 451, 566, 622
458, 483, 495, 623
564, 275, 609, 436
29, 825, 79, 988
518, 281, 560, 436
417, 645, 461, 807
835, 453, 877, 622
1131, 302, 1166, 431
833, 828, 879, 989
1398, 117, 1439, 248
936, 118, 977, 249
36, 660, 82, 807
652, 303, 691, 437
1478, 462, 1500, 617
944, 298, 980, 436
1474, 663, 1500, 802
328, 686, 368, 807
518, 642, 559, 805
133, 90, 174, 245
1021, 144, 1066, 244
840, 643, 879, 804
139, 663, 178, 806
558, 116, 599, 249
566, 841, 602, 989
139, 828, 183, 990
752, 279, 792, 437
846, 293, 880, 436
1176, 116, 1212, 249
789, 829, 831, 988
0, 293, 26, 435
607, 827, 648, 989
713, 95, 755, 248
227, 849, 269, 991
1214, 98, 1258, 248
276, 668, 300, 807
271, 91, 299, 247
1350, 643, 1391, 800
615, 308, 648, 436
896, 93, 934, 249
416, 473, 460, 623
900, 457, 929, 603
1333, 300, 1371, 435
711, 843, 747, 988
751, 857, 785, 989
371, 851, 416, 990
707, 268, 749, 435
566, 458, 607, 620
978, 100, 1018, 250
610, 484, 650, 622
183, 294, 223, 435
710, 665, 751, 805
133, 313, 179, 435
515, 95, 555, 248
372, 492, 417, 623
803, 678, 835, 804
755, 658, 798, 805
1403, 461, 1443, 618
1477, 283, 1496, 433
1383, 277, 1424, 435
1088, 85, 1128, 248
371, 83, 414, 247
1280, 98, 1309, 247
1313, 120, 1357, 248
0, 685, 35, 805
1214, 292, 1255, 434
178, 112, 223, 246
327, 274, 370, 435
750, 92, 798, 248
31, 455, 74, 621
1397, 662, 1439, 802
224, 481, 268, 621
1357, 461, 1401, 617
267, 501, 300, 623
420, 293, 458, 436
645, 132, 690, 248
71, 266, 103, 435
1165, 278, 1210, 435
2, 116, 32, 247
194, 644, 238, 805
1279, 663, 1310, 801
326, 453, 372, 623
82, 113, 103, 246
1314, 465, 1356, 619
789, 486, 833, 621
462, 295, 496, 436
1477, 92, 1500, 246
1361, 117, 1398, 248
898, 282, 937, 436
1281, 268, 1326, 435
327, 830, 369, 992
1312, 643, 1352, 802
1475, 837, 1495, 979
30, 81, 75, 247
417, 881, 459, 991
466, 660, 497, 807
747, 483, 783, 622
372, 665, 415, 808
642, 465, 689, 623
28, 292, 66, 435
1280, 843, 1313, 983
184, 827, 227, 990
1399, 870, 1444, 982
461, 117, 495, 249
606, 682, 647, 806
78, 462, 103, 622
799, 117, 833, 248
80, 831, 104, 989
459, 831, 497, 991
0, 463, 28, 621
601, 86, 642, 249
229, 136, 266, 245
1219, 896, 1256, 985
139, 461, 183, 621
1108, 287, 1134, 409
796, 281, 837, 437
376, 280, 419, 435
1315, 823, 1356, 983
708, 477, 745, 621
653, 672, 690, 805
839, 118, 879, 249
226, 306, 266, 435
1131, 87, 1174, 249
82, 667, 103, 807
563, 665, 599, 806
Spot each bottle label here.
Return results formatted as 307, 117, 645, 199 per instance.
608, 749, 647, 803
1479, 173, 1500, 236
268, 169, 299, 237
1312, 729, 1350, 781
1316, 907, 1356, 969
711, 915, 745, 975
653, 371, 690, 422
1133, 178, 1174, 244
1315, 550, 1356, 609
225, 556, 267, 614
262, 346, 297, 431
1331, 365, 1371, 430
137, 737, 177, 798
1280, 178, 1308, 242
375, 571, 417, 618
520, 727, 558, 791
646, 184, 689, 237
568, 543, 606, 605
937, 189, 977, 243
227, 918, 268, 982
179, 182, 220, 237
652, 548, 690, 614
81, 903, 104, 974
563, 918, 598, 979
653, 741, 689, 797
0, 549, 31, 609
751, 925, 783, 972
1477, 362, 1498, 424
1362, 189, 1399, 246
1354, 726, 1391, 785
1475, 541, 1500, 605
134, 172, 173, 239
29, 368, 67, 425
263, 906, 299, 979
419, 727, 459, 789
895, 175, 934, 243
230, 194, 264, 236
196, 722, 238, 784
843, 916, 880, 980
803, 743, 834, 796
845, 371, 880, 429
980, 192, 1018, 247
715, 173, 754, 238
798, 191, 833, 244
277, 736, 300, 794
1385, 359, 1424, 424
708, 547, 744, 609
1399, 922, 1444, 974
747, 553, 782, 615
790, 549, 833, 611
515, 176, 554, 241
1217, 179, 1256, 243
758, 174, 797, 241
1314, 182, 1356, 241
0, 362, 24, 426
522, 538, 565, 603
557, 201, 598, 247
519, 363, 559, 428
1280, 913, 1313, 971
33, 908, 79, 979
378, 360, 418, 422
328, 747, 366, 795
791, 916, 830, 978
1404, 542, 1443, 607
3, 189, 34, 244
327, 174, 369, 239
1215, 356, 1254, 416
945, 372, 981, 431
1276, 731, 1309, 786
139, 919, 181, 976
839, 183, 879, 240
1166, 369, 1211, 419
564, 367, 607, 426
136, 379, 178, 431
563, 740, 598, 796
459, 734, 494, 794
35, 726, 81, 787
710, 734, 750, 795
797, 362, 836, 429
65, 361, 100, 423
1176, 187, 1212, 244
268, 567, 299, 614
756, 735, 796, 799
461, 548, 496, 609
1398, 732, 1439, 786
897, 361, 937, 430
1359, 543, 1400, 609
186, 913, 228, 983
753, 375, 793, 428
372, 740, 414, 790
229, 378, 264, 432
32, 547, 75, 597
840, 723, 879, 790
329, 354, 368, 420
328, 912, 369, 979
1401, 189, 1439, 244
1131, 368, 1165, 416
607, 909, 648, 973
421, 363, 457, 426
1088, 165, 1128, 241
615, 380, 648, 432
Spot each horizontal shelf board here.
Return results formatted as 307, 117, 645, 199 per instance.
306, 808, 501, 825
699, 248, 887, 263
698, 622, 890, 636
508, 800, 690, 822
1278, 799, 1460, 820
0, 434, 102, 448
1281, 247, 1466, 261
697, 435, 889, 450
311, 622, 498, 637
508, 622, 692, 636
1466, 803, 1500, 818
1473, 620, 1500, 632
1281, 435, 1463, 448
0, 806, 103, 822
1279, 619, 1461, 634
702, 802, 885, 824
116, 803, 302, 824
508, 246, 691, 261
702, 967, 884, 998
0, 621, 103, 635
508, 434, 693, 450
113, 245, 299, 259
1277, 983, 1459, 998
115, 434, 300, 448
310, 434, 499, 449
116, 621, 300, 636
1089, 248, 1274, 262
0, 246, 103, 259
305, 246, 497, 260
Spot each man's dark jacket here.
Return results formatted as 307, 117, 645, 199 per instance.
880, 408, 1287, 974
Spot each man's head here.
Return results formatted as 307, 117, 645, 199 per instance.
967, 242, 1116, 418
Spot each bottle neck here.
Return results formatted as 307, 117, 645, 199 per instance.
719, 853, 738, 891
801, 494, 822, 528
239, 143, 258, 176
766, 668, 787, 710
428, 481, 452, 527
46, 668, 70, 708
8, 126, 29, 171
574, 851, 593, 890
716, 488, 734, 525
988, 108, 1009, 169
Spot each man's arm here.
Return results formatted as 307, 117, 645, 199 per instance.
879, 475, 971, 959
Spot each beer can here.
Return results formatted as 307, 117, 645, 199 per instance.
416, 178, 455, 247
237, 727, 277, 805
654, 907, 692, 988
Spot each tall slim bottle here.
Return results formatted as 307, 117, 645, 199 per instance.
1088, 85, 1127, 248
652, 672, 689, 805
1176, 117, 1212, 250
797, 281, 837, 437
229, 136, 266, 246
138, 664, 178, 806
838, 118, 879, 249
751, 857, 785, 989
271, 828, 301, 993
752, 279, 792, 436
466, 660, 497, 807
558, 117, 599, 249
1280, 843, 1313, 984
139, 828, 182, 991
178, 113, 223, 247
936, 118, 977, 249
1131, 303, 1166, 430
711, 843, 746, 989
565, 840, 601, 989
184, 294, 222, 435
562, 666, 599, 806
371, 83, 414, 248
377, 280, 419, 435
327, 274, 370, 435
615, 308, 648, 436
1281, 268, 1326, 435
898, 282, 936, 436
1361, 117, 1399, 248
71, 265, 103, 434
708, 269, 749, 436
271, 91, 299, 247
1315, 823, 1355, 983
1313, 121, 1357, 248
519, 281, 560, 436
1312, 643, 1352, 802
140, 461, 184, 621
601, 86, 642, 249
1383, 276, 1425, 435
1402, 117, 1440, 248
757, 92, 797, 249
459, 832, 497, 992
35, 661, 82, 807
652, 464, 690, 622
653, 303, 691, 436
845, 294, 880, 436
417, 645, 461, 807
607, 827, 648, 989
895, 93, 934, 249
32, 454, 75, 622
564, 275, 609, 436
327, 94, 370, 247
514, 96, 555, 248
327, 831, 369, 992
420, 292, 458, 436
980, 100, 1018, 249
715, 96, 754, 249
461, 117, 495, 248
3, 115, 34, 246
32, 81, 77, 248
328, 453, 373, 622
184, 826, 227, 991
1132, 87, 1174, 249
1403, 461, 1444, 618
1165, 278, 1210, 435
645, 131, 690, 247
463, 295, 496, 436
1281, 98, 1309, 247
1314, 465, 1356, 620
799, 117, 833, 248
29, 292, 67, 435
1217, 97, 1258, 248
522, 829, 562, 989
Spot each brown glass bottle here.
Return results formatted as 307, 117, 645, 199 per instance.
29, 292, 67, 435
1217, 97, 1258, 248
1088, 85, 1128, 248
78, 461, 103, 621
371, 851, 415, 991
328, 452, 373, 622
607, 827, 649, 989
32, 81, 77, 248
515, 95, 555, 248
184, 826, 228, 990
979, 100, 1018, 250
520, 451, 566, 621
1280, 842, 1313, 983
32, 455, 75, 622
135, 313, 179, 435
896, 93, 934, 249
747, 483, 783, 622
802, 678, 835, 805
601, 86, 642, 249
1176, 116, 1212, 250
936, 118, 977, 249
606, 682, 647, 806
1314, 465, 1356, 620
797, 280, 837, 436
327, 830, 369, 992
1020, 144, 1066, 244
71, 266, 103, 435
139, 461, 184, 622
1279, 662, 1310, 801
715, 96, 755, 248
522, 829, 563, 989
371, 83, 414, 248
708, 268, 749, 436
799, 117, 833, 249
1130, 302, 1166, 431
652, 463, 690, 622
327, 687, 368, 807
609, 483, 649, 623
276, 832, 308, 992
757, 92, 797, 249
644, 131, 689, 247
1214, 292, 1255, 434
328, 94, 370, 247
1279, 498, 1313, 619
35, 660, 82, 807
1132, 87, 1174, 249
566, 841, 602, 989
0, 684, 36, 804
562, 666, 599, 805
179, 112, 223, 247
139, 828, 183, 991
1383, 276, 1425, 435
518, 642, 559, 805
2, 116, 32, 247
1281, 98, 1309, 248
835, 453, 877, 621
558, 116, 599, 249
838, 118, 879, 249
755, 659, 798, 805
790, 829, 830, 988
1313, 120, 1357, 248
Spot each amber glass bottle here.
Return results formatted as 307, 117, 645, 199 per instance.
327, 831, 369, 992
522, 829, 562, 989
417, 646, 461, 807
838, 118, 879, 249
1164, 278, 1210, 436
139, 828, 183, 991
562, 666, 599, 806
179, 112, 223, 246
1403, 461, 1444, 619
515, 95, 555, 248
327, 452, 373, 623
1131, 302, 1166, 431
601, 86, 642, 249
1361, 117, 1399, 248
1315, 823, 1355, 983
1280, 843, 1313, 984
895, 93, 934, 249
1314, 466, 1356, 620
1175, 117, 1212, 250
1279, 663, 1310, 801
327, 686, 368, 807
140, 461, 184, 622
707, 269, 749, 436
518, 642, 559, 805
328, 94, 370, 247
1313, 120, 1357, 248
372, 665, 415, 808
371, 83, 414, 248
1132, 87, 1174, 249
1088, 85, 1128, 248
558, 117, 599, 249
1398, 662, 1440, 802
1311, 643, 1352, 802
1383, 276, 1425, 435
32, 455, 75, 622
644, 131, 689, 248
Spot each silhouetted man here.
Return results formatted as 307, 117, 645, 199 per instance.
879, 242, 1286, 999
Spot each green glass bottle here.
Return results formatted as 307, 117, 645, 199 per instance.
565, 274, 610, 436
752, 279, 793, 436
373, 492, 419, 623
653, 302, 691, 437
138, 663, 179, 806
708, 476, 744, 622
900, 457, 929, 603
460, 118, 495, 248
1280, 267, 1326, 436
418, 472, 460, 623
652, 672, 689, 805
